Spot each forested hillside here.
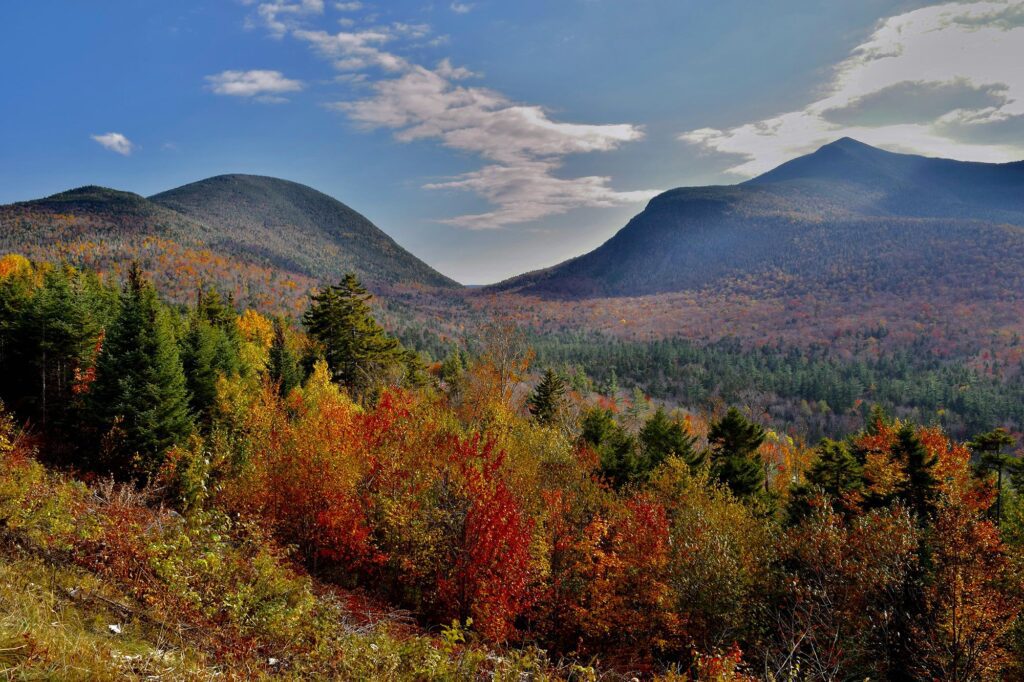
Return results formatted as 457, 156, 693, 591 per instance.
2, 254, 1024, 679
0, 176, 455, 316
150, 174, 457, 289
496, 138, 1024, 299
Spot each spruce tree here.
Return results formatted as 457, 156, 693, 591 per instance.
528, 368, 567, 425
90, 264, 192, 480
969, 427, 1016, 525
788, 438, 863, 522
580, 407, 639, 488
805, 438, 863, 498
302, 273, 405, 400
268, 317, 302, 396
180, 289, 241, 422
639, 406, 701, 471
894, 424, 939, 520
708, 407, 766, 499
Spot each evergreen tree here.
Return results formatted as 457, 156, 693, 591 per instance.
528, 368, 567, 425
302, 273, 405, 400
180, 289, 241, 422
580, 406, 617, 449
969, 427, 1016, 525
90, 264, 192, 479
580, 407, 639, 488
805, 438, 863, 498
639, 406, 701, 471
788, 438, 863, 522
708, 407, 767, 499
22, 268, 99, 426
600, 368, 619, 403
894, 424, 939, 520
624, 386, 649, 430
268, 317, 302, 396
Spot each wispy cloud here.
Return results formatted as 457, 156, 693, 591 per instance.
206, 69, 304, 102
679, 0, 1024, 177
91, 132, 135, 156
450, 2, 473, 14
251, 0, 324, 36
276, 17, 655, 228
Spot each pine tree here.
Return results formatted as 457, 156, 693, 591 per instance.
805, 438, 863, 498
180, 289, 241, 422
788, 438, 864, 522
268, 317, 301, 396
708, 407, 766, 499
580, 407, 639, 488
639, 406, 701, 471
528, 368, 567, 425
894, 424, 939, 520
969, 427, 1016, 525
302, 273, 405, 400
90, 264, 192, 480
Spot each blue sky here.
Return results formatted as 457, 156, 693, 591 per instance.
2, 1, 1023, 283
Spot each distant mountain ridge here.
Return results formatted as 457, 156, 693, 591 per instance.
150, 174, 456, 288
0, 175, 456, 311
492, 138, 1024, 299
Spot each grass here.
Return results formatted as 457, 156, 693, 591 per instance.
0, 428, 577, 680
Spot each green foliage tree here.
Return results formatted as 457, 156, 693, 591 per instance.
90, 264, 193, 479
580, 406, 640, 488
528, 368, 567, 425
788, 438, 863, 522
180, 287, 241, 422
268, 317, 302, 396
639, 406, 701, 471
969, 427, 1016, 525
708, 407, 767, 499
894, 424, 939, 521
805, 438, 863, 498
302, 273, 406, 401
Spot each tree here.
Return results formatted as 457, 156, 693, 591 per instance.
639, 406, 701, 471
968, 427, 1016, 525
580, 407, 641, 488
624, 386, 649, 430
894, 424, 939, 521
302, 274, 406, 401
267, 317, 301, 396
788, 438, 864, 522
528, 368, 567, 425
708, 407, 767, 499
90, 264, 193, 479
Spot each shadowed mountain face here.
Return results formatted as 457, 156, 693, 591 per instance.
0, 176, 456, 310
492, 138, 1024, 298
150, 174, 456, 288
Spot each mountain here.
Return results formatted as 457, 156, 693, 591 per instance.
150, 174, 456, 288
492, 138, 1024, 299
0, 175, 456, 312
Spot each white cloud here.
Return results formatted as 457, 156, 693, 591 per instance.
205, 70, 304, 101
424, 161, 658, 229
450, 2, 473, 14
248, 5, 654, 228
254, 0, 324, 36
91, 132, 135, 156
294, 28, 406, 71
679, 0, 1024, 177
334, 1, 362, 9
435, 57, 476, 80
331, 65, 655, 227
337, 66, 643, 164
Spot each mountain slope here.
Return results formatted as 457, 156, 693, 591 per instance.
150, 174, 456, 288
493, 138, 1024, 299
0, 176, 457, 312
